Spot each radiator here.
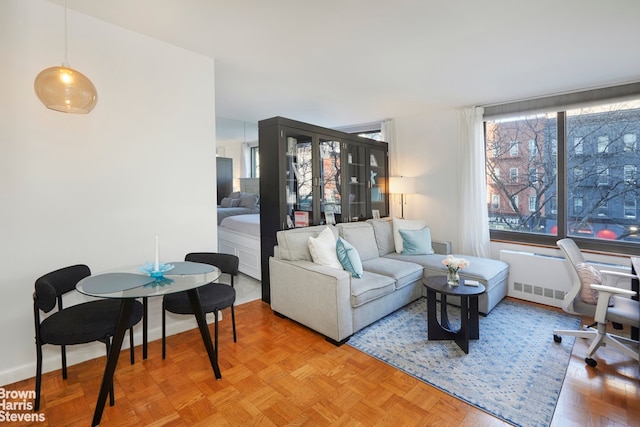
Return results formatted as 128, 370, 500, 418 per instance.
499, 249, 631, 308
499, 250, 569, 308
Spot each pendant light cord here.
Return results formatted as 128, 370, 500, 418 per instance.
63, 0, 69, 67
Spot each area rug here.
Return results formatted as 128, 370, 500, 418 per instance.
347, 298, 580, 427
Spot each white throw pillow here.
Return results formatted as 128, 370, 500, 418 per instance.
392, 217, 426, 254
575, 262, 610, 306
308, 227, 343, 270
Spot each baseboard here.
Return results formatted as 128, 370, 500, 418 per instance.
0, 314, 216, 387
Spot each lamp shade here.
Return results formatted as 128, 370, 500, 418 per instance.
388, 176, 416, 194
34, 65, 98, 113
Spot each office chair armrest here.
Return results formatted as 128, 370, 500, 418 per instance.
599, 270, 637, 287
590, 284, 637, 323
590, 284, 636, 297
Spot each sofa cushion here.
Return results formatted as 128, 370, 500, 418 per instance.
367, 218, 396, 256
308, 227, 343, 269
361, 257, 423, 290
392, 218, 426, 253
276, 225, 339, 262
350, 271, 396, 307
399, 227, 435, 255
336, 222, 379, 262
404, 252, 510, 286
336, 237, 363, 278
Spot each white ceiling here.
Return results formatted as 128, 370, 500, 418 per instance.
60, 0, 640, 128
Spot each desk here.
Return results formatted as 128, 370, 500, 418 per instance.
629, 258, 640, 341
77, 261, 220, 427
423, 276, 485, 354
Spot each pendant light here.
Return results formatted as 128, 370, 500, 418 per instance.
34, 0, 97, 114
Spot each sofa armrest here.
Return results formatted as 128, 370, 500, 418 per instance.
432, 240, 451, 255
269, 257, 354, 342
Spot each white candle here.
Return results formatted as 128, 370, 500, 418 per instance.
154, 235, 159, 271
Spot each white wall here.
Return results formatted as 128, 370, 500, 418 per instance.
393, 110, 462, 250
0, 0, 217, 385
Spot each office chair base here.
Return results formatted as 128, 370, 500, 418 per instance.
554, 328, 640, 367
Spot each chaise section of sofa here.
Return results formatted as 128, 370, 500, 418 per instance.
269, 219, 510, 345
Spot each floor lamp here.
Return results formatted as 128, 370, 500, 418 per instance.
389, 176, 416, 219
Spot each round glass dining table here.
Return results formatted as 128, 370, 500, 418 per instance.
76, 261, 221, 427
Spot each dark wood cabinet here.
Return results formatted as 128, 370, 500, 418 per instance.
259, 116, 388, 302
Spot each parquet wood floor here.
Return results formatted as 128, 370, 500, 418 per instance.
6, 298, 639, 426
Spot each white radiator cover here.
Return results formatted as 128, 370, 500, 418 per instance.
499, 249, 629, 308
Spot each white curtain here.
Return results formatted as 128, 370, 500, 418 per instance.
458, 107, 491, 257
240, 142, 251, 178
381, 119, 398, 174
382, 119, 404, 217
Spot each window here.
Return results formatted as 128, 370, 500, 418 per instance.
597, 136, 610, 153
510, 167, 518, 183
357, 131, 383, 141
624, 194, 637, 218
509, 141, 519, 156
573, 196, 583, 215
624, 133, 637, 152
574, 167, 583, 181
624, 165, 637, 183
251, 146, 260, 177
597, 200, 608, 217
528, 139, 538, 159
485, 84, 640, 253
596, 166, 609, 186
491, 194, 500, 209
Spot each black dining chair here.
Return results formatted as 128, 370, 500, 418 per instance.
33, 264, 144, 411
162, 253, 238, 359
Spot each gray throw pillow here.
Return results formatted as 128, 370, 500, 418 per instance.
238, 194, 258, 208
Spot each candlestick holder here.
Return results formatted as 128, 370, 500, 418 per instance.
139, 262, 175, 279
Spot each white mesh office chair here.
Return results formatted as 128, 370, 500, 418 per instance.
553, 238, 640, 367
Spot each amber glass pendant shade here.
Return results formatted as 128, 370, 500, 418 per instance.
34, 65, 98, 114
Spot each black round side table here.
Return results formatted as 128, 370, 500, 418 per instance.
423, 276, 486, 354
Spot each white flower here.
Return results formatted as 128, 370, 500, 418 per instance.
441, 255, 469, 271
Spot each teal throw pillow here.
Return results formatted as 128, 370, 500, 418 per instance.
336, 237, 363, 278
399, 227, 435, 255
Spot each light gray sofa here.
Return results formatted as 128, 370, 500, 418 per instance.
269, 218, 509, 344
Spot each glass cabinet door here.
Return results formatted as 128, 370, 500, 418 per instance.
346, 143, 367, 221
368, 146, 388, 218
319, 138, 342, 224
284, 131, 314, 227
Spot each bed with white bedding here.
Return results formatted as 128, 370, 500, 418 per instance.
218, 214, 261, 280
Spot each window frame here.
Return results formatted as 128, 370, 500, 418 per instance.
484, 82, 640, 254
250, 145, 259, 178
